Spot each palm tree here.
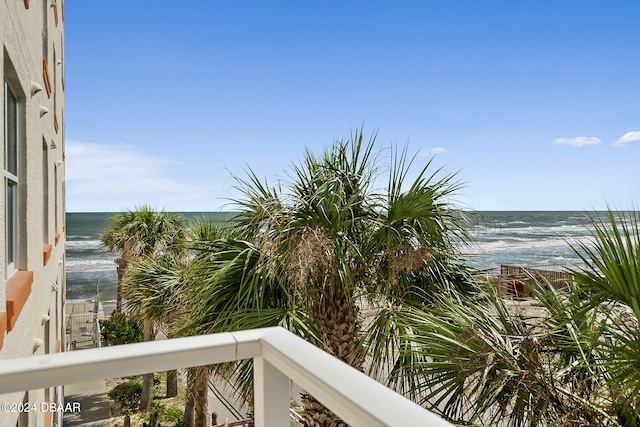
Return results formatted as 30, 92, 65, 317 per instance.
364, 208, 640, 426
127, 254, 211, 427
186, 130, 474, 426
100, 205, 185, 312
126, 218, 233, 427
569, 208, 640, 425
100, 205, 185, 412
364, 282, 615, 426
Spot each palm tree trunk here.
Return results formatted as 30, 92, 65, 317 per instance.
139, 317, 155, 412
301, 393, 346, 427
194, 367, 209, 427
115, 258, 127, 312
302, 295, 359, 427
184, 369, 196, 427
318, 297, 361, 368
139, 374, 154, 412
166, 369, 178, 397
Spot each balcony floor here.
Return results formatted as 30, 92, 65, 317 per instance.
63, 380, 111, 427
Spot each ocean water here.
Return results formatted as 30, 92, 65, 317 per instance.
465, 211, 593, 271
65, 211, 598, 313
65, 212, 236, 313
65, 212, 115, 303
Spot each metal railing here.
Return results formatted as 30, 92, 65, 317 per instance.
0, 327, 452, 427
66, 313, 99, 350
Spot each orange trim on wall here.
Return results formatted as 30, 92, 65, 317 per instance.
23, 0, 30, 9
0, 312, 7, 350
44, 243, 53, 266
44, 402, 53, 426
6, 271, 34, 331
56, 339, 61, 353
54, 114, 59, 134
53, 4, 59, 26
42, 60, 52, 98
55, 233, 60, 245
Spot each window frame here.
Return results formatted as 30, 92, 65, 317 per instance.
4, 79, 20, 278
42, 139, 49, 244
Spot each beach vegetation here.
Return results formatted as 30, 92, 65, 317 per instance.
109, 136, 640, 426
106, 372, 188, 427
180, 129, 476, 426
101, 205, 186, 412
568, 209, 640, 425
108, 380, 143, 415
364, 282, 608, 425
99, 311, 144, 345
100, 204, 185, 313
366, 207, 640, 426
126, 218, 234, 427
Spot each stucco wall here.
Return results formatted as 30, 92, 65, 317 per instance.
1, 0, 66, 426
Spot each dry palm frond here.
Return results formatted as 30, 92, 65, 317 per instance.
288, 225, 333, 291
386, 244, 435, 285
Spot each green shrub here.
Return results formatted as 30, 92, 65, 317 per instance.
162, 406, 185, 426
142, 404, 185, 427
150, 400, 165, 414
107, 380, 142, 414
100, 312, 144, 345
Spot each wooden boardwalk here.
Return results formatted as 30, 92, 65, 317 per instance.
63, 301, 112, 426
65, 301, 104, 350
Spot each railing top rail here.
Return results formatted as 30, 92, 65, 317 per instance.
0, 327, 452, 427
0, 329, 263, 394
258, 328, 452, 426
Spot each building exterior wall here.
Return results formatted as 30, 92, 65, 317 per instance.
1, 0, 66, 426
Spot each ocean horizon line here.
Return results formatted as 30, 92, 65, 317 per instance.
66, 210, 241, 215
66, 209, 603, 214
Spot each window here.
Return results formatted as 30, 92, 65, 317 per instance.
43, 139, 49, 243
44, 312, 50, 354
53, 48, 57, 133
4, 80, 20, 277
54, 162, 58, 235
42, 0, 48, 61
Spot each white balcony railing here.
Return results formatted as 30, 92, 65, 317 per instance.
0, 327, 452, 426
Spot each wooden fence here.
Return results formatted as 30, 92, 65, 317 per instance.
491, 265, 574, 298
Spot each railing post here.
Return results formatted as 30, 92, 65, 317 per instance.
253, 356, 289, 427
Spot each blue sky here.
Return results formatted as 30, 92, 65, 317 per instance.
64, 1, 640, 212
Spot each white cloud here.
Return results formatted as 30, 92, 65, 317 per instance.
65, 141, 220, 211
419, 147, 447, 156
613, 131, 640, 147
66, 141, 183, 193
552, 136, 601, 148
